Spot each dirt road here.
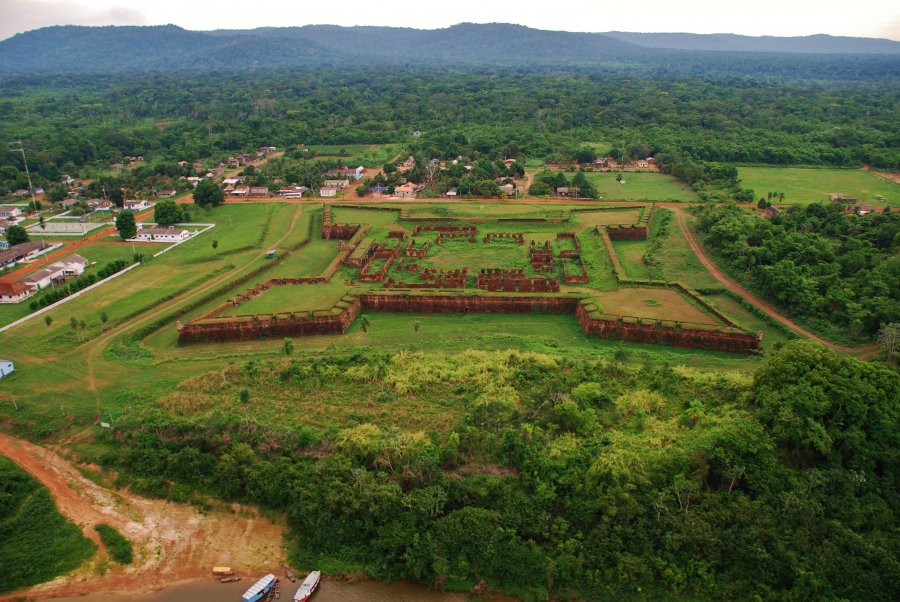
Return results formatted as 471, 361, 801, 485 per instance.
669, 208, 880, 358
0, 432, 285, 601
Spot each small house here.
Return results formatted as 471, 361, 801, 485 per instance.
248, 186, 270, 198
324, 179, 350, 190
0, 360, 13, 377
230, 186, 250, 197
156, 189, 176, 198
0, 282, 33, 303
319, 187, 338, 198
394, 183, 416, 198
445, 188, 458, 198
0, 219, 9, 234
133, 226, 190, 243
0, 207, 22, 219
123, 200, 150, 211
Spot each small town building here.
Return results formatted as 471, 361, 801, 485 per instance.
156, 189, 176, 198
123, 200, 150, 211
278, 186, 308, 198
319, 187, 338, 198
0, 360, 13, 377
324, 179, 350, 190
0, 241, 54, 266
133, 226, 190, 242
445, 188, 458, 198
0, 207, 22, 219
18, 254, 88, 291
0, 219, 10, 234
0, 282, 33, 303
394, 183, 416, 198
230, 186, 250, 197
248, 186, 270, 198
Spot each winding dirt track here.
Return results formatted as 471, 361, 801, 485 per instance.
668, 208, 880, 358
0, 432, 285, 601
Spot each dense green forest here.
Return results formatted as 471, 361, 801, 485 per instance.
99, 342, 899, 601
0, 457, 97, 593
695, 203, 900, 341
1, 68, 898, 196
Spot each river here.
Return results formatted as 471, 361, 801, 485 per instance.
48, 577, 515, 601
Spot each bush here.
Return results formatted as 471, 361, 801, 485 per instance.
95, 524, 132, 564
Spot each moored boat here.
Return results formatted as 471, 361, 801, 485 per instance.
292, 571, 320, 602
242, 574, 277, 602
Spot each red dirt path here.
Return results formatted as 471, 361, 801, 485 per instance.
0, 432, 285, 601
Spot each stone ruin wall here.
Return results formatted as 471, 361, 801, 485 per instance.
575, 304, 760, 354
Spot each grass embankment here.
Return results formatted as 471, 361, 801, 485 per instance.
738, 167, 899, 206
0, 456, 97, 593
95, 524, 133, 564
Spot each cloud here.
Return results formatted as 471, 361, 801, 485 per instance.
0, 0, 148, 40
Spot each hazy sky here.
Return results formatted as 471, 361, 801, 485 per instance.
1, 0, 898, 41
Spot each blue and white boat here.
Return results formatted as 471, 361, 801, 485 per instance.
242, 573, 277, 602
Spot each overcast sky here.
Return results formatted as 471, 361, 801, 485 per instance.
1, 0, 898, 41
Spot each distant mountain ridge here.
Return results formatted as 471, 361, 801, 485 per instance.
603, 31, 900, 54
0, 23, 897, 76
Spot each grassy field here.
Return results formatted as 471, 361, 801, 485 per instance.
737, 167, 900, 206
304, 144, 406, 167
652, 210, 720, 289
595, 288, 722, 325
0, 200, 789, 447
0, 457, 97, 593
221, 279, 349, 316
611, 239, 651, 279
582, 172, 700, 201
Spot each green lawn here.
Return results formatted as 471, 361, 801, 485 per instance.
583, 172, 700, 201
304, 143, 406, 167
221, 280, 349, 316
738, 167, 900, 206
612, 240, 651, 280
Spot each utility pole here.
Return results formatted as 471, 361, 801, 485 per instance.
10, 141, 36, 206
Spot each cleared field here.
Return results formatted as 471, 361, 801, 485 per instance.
737, 167, 899, 206
333, 207, 403, 227
595, 287, 722, 325
304, 143, 406, 167
583, 172, 700, 201
653, 210, 720, 289
220, 280, 349, 316
404, 203, 567, 219
612, 240, 651, 280
575, 209, 643, 229
420, 239, 527, 271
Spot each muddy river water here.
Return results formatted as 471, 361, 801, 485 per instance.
50, 577, 514, 601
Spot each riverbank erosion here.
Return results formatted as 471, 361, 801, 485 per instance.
0, 433, 285, 601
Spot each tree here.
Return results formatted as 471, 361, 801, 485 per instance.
109, 188, 124, 208
877, 323, 899, 354
154, 199, 186, 226
115, 211, 136, 240
283, 338, 293, 356
38, 215, 46, 230
239, 389, 250, 404
212, 240, 219, 254
46, 185, 68, 203
360, 315, 370, 334
193, 178, 224, 208
5, 225, 28, 245
758, 198, 768, 208
44, 315, 53, 327
100, 311, 108, 324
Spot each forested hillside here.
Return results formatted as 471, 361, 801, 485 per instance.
99, 343, 899, 601
1, 24, 899, 77
1, 68, 897, 197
